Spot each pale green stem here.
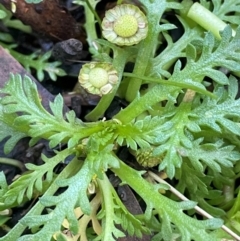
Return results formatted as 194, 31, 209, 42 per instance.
115, 84, 178, 123
78, 192, 102, 240
97, 174, 116, 241
85, 50, 128, 121
0, 157, 25, 172
187, 2, 235, 39
79, 0, 100, 54
125, 4, 163, 102
86, 0, 102, 31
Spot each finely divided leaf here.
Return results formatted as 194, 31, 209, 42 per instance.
0, 74, 88, 150
1, 149, 71, 209
171, 26, 240, 85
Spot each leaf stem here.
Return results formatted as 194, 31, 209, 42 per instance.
77, 0, 100, 54
86, 0, 102, 32
123, 72, 215, 98
115, 84, 178, 123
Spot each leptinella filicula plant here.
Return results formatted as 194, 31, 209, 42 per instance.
102, 4, 148, 46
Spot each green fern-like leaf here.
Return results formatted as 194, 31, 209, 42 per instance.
151, 16, 202, 78
170, 26, 240, 85
152, 102, 193, 178
111, 184, 150, 238
0, 74, 89, 150
0, 112, 28, 154
0, 148, 72, 209
96, 174, 150, 241
17, 159, 94, 241
212, 0, 240, 25
189, 77, 240, 135
112, 160, 224, 241
186, 139, 240, 173
115, 116, 169, 151
175, 138, 240, 216
1, 41, 66, 81
87, 145, 120, 176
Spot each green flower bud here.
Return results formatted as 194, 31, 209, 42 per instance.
135, 148, 163, 167
78, 62, 118, 96
102, 4, 148, 46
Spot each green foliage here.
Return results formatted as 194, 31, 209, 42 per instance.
0, 74, 88, 152
0, 9, 6, 19
170, 26, 240, 85
24, 0, 43, 3
0, 3, 32, 33
1, 43, 66, 81
0, 3, 31, 43
0, 149, 72, 210
0, 3, 66, 81
1, 0, 240, 240
190, 77, 240, 135
209, 0, 240, 25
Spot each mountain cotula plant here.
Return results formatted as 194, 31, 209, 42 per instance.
1, 0, 240, 240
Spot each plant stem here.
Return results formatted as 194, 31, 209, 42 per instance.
86, 0, 102, 32
79, 0, 100, 54
115, 84, 178, 123
0, 157, 25, 172
123, 73, 215, 98
187, 2, 235, 39
85, 49, 128, 121
97, 174, 116, 241
78, 192, 102, 238
125, 3, 163, 102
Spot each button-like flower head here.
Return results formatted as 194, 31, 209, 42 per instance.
136, 148, 163, 167
102, 4, 148, 46
78, 62, 118, 96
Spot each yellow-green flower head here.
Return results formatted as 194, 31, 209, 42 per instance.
136, 148, 163, 167
102, 4, 148, 46
78, 62, 118, 96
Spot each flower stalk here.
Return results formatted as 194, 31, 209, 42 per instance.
125, 2, 166, 102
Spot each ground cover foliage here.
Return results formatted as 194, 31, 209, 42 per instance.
0, 0, 240, 240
